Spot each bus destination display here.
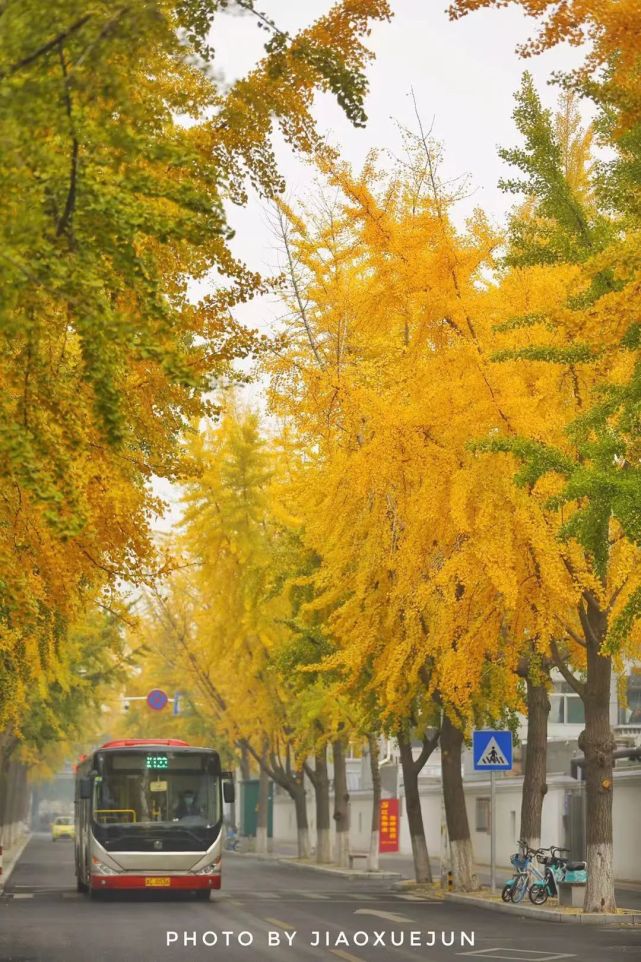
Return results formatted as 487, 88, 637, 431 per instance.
146, 754, 169, 769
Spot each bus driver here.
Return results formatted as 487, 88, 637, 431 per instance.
173, 789, 201, 820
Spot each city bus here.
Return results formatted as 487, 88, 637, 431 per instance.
74, 739, 234, 898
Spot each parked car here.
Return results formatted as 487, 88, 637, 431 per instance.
51, 815, 74, 841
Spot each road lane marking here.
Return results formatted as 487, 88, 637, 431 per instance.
251, 892, 280, 899
331, 951, 367, 962
12, 894, 34, 899
300, 892, 330, 899
263, 917, 296, 931
353, 908, 411, 923
458, 950, 576, 961
349, 894, 375, 900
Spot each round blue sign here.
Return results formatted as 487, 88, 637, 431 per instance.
147, 688, 168, 711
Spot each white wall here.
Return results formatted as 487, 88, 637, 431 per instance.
611, 771, 641, 882
272, 769, 641, 881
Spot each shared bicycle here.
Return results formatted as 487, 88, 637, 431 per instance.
501, 840, 587, 904
528, 846, 587, 904
501, 840, 540, 903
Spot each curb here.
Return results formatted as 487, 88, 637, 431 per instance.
229, 850, 401, 879
275, 857, 402, 880
443, 892, 641, 925
0, 832, 31, 893
391, 879, 444, 894
391, 879, 424, 891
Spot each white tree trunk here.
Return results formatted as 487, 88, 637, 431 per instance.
367, 733, 381, 872
585, 841, 615, 913
336, 828, 350, 868
297, 826, 311, 859
450, 837, 475, 892
255, 825, 268, 855
368, 830, 380, 872
317, 827, 332, 864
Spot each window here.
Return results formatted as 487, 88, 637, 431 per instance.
549, 687, 585, 724
94, 751, 221, 828
475, 797, 490, 833
566, 696, 586, 724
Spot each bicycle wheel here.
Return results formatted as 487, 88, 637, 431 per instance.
529, 883, 548, 905
511, 872, 529, 904
501, 883, 513, 903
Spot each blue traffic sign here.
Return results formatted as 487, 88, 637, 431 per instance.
147, 688, 168, 711
473, 729, 513, 771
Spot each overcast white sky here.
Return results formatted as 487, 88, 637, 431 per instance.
153, 0, 586, 528
218, 1, 585, 313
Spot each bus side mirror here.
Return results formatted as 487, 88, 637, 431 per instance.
79, 777, 92, 800
223, 781, 235, 804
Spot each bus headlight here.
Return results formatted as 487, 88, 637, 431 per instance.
194, 856, 221, 875
92, 857, 119, 875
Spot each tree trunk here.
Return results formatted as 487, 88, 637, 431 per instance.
243, 738, 310, 858
398, 730, 434, 883
581, 599, 616, 913
0, 756, 7, 833
309, 750, 332, 863
292, 778, 311, 859
239, 742, 251, 781
0, 733, 16, 834
367, 733, 380, 871
441, 714, 475, 890
6, 759, 16, 836
332, 739, 350, 868
255, 755, 269, 855
520, 676, 549, 851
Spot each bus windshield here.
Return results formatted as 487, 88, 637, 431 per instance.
94, 751, 221, 829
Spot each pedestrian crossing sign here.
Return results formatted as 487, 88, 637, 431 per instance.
473, 729, 513, 771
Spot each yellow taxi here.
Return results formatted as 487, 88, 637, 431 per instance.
51, 815, 75, 841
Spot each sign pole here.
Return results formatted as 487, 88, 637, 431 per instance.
490, 769, 496, 893
472, 728, 512, 894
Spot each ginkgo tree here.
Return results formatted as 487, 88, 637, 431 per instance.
449, 0, 641, 912
263, 142, 541, 888
263, 92, 641, 903
0, 0, 392, 769
129, 405, 349, 859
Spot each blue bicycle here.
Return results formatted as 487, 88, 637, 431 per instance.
502, 840, 536, 903
529, 846, 587, 904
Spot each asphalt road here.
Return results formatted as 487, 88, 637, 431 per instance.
1, 835, 640, 962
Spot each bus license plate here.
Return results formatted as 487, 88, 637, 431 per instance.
145, 877, 171, 887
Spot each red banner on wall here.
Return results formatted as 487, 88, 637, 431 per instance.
379, 798, 399, 852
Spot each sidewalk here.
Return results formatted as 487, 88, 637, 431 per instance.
241, 838, 641, 910
0, 829, 30, 893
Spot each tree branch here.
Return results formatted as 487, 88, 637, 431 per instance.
555, 616, 586, 649
56, 43, 79, 238
550, 639, 586, 697
415, 728, 441, 771
2, 14, 92, 78
577, 600, 600, 649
